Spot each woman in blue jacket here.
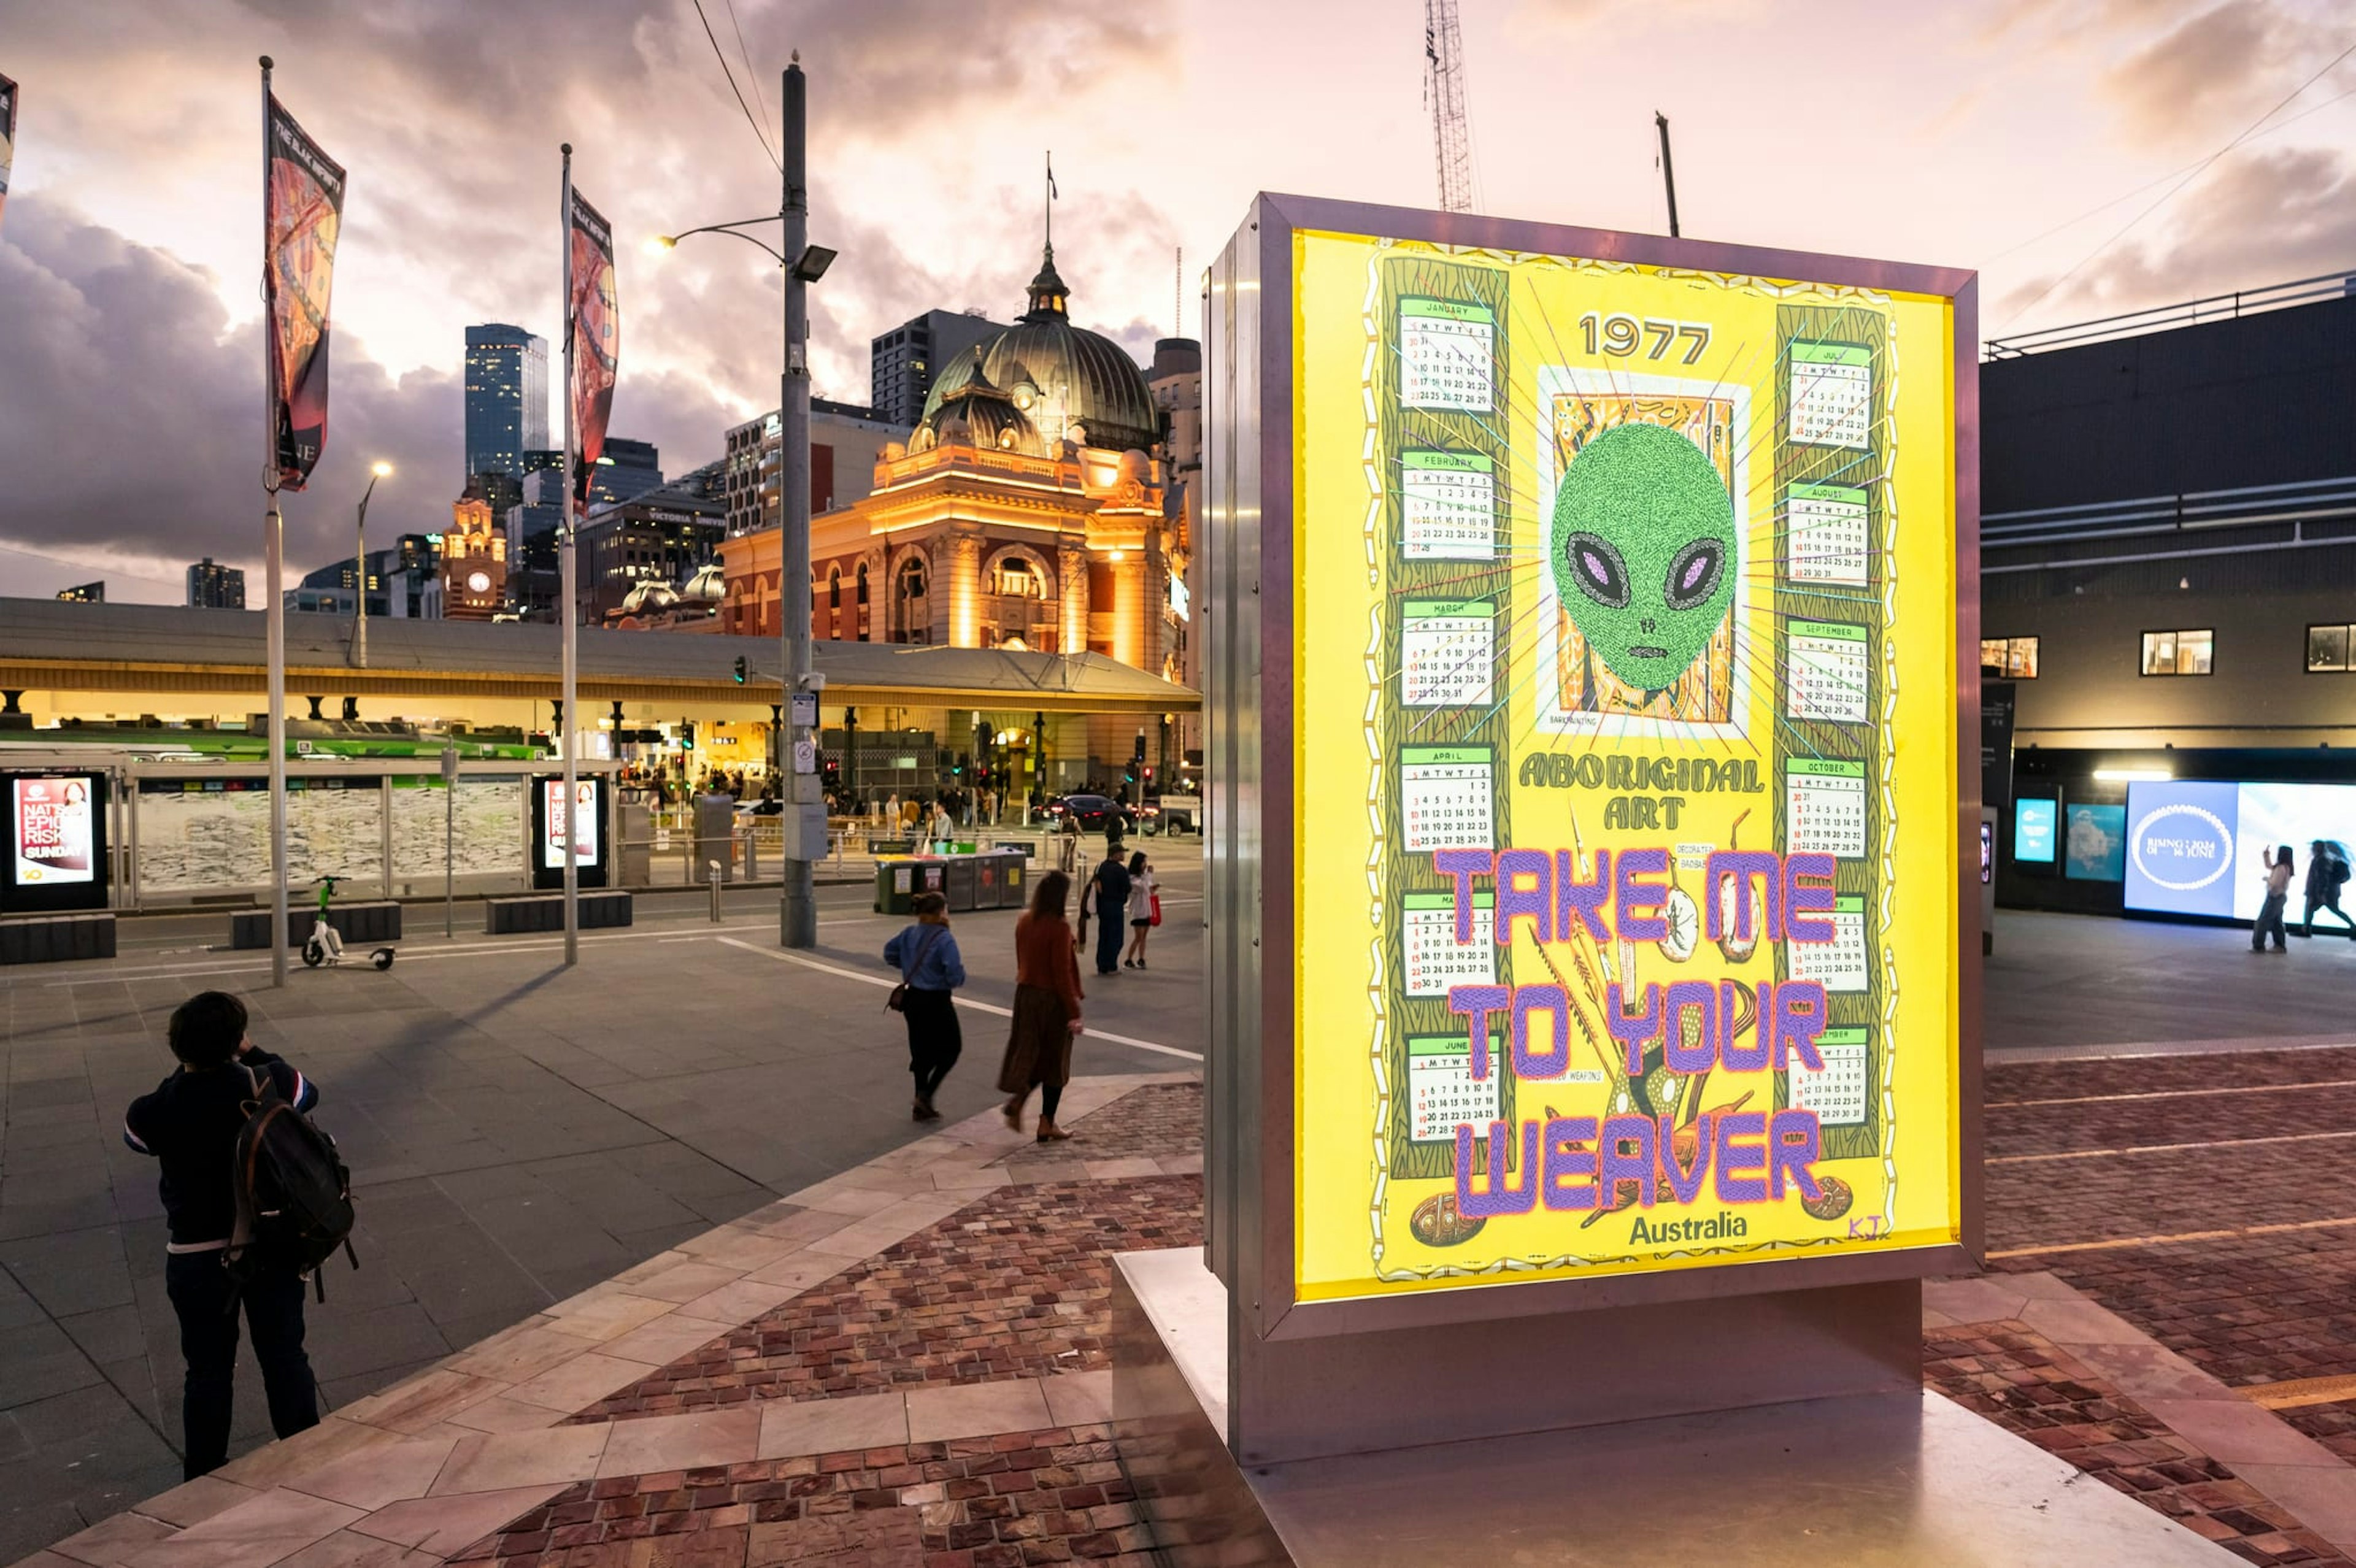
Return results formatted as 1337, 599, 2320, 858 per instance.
885, 891, 967, 1120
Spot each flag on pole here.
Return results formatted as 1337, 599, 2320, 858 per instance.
263, 94, 345, 491
566, 189, 617, 505
0, 74, 19, 236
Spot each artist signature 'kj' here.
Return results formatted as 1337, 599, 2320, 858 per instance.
1848, 1214, 1887, 1240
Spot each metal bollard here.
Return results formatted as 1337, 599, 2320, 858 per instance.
707, 859, 724, 923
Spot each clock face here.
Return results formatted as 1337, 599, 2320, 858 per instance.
466, 571, 492, 595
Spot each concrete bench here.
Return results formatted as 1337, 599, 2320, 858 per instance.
484, 891, 633, 935
0, 912, 117, 965
230, 901, 402, 951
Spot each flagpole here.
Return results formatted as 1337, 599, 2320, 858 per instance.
560, 142, 579, 967
261, 55, 289, 988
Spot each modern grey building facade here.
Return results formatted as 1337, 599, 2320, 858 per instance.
185, 558, 245, 610
869, 309, 1008, 428
463, 323, 550, 483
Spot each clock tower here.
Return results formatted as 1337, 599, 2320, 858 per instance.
441, 488, 508, 620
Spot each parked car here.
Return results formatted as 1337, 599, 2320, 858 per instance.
1045, 793, 1134, 832
1139, 795, 1197, 835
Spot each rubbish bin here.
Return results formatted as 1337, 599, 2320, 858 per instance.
974, 854, 1002, 909
874, 859, 918, 915
998, 852, 1027, 910
944, 855, 978, 913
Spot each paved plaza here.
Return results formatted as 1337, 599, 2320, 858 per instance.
7, 899, 2356, 1563
0, 860, 1204, 1563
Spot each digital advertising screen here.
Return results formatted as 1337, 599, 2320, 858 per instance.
2065, 804, 2127, 882
531, 776, 608, 890
2013, 797, 2057, 864
2115, 780, 2356, 919
1286, 226, 1965, 1303
4, 772, 109, 912
542, 778, 601, 869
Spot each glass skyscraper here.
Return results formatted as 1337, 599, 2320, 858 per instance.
463, 323, 550, 483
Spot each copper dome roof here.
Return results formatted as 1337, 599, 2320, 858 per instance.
917, 245, 1159, 455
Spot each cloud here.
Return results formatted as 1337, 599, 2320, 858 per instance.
0, 194, 741, 590
2100, 0, 2316, 145
1995, 145, 2356, 325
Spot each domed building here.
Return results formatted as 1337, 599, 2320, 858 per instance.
720, 235, 1196, 791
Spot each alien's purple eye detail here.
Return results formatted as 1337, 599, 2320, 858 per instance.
1562, 531, 1630, 609
1663, 537, 1725, 612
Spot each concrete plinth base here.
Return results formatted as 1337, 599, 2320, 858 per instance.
1112, 1249, 2250, 1567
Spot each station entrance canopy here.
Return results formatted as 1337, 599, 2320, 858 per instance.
0, 600, 1198, 717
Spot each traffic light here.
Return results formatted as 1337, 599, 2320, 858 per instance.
681, 723, 697, 750
731, 655, 747, 685
1144, 765, 1155, 785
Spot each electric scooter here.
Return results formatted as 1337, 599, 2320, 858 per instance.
301, 875, 396, 969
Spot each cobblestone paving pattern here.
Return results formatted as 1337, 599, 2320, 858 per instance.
1924, 1321, 2356, 1566
459, 1424, 1153, 1567
995, 1083, 1203, 1170
574, 1177, 1203, 1421
1986, 1047, 2356, 1396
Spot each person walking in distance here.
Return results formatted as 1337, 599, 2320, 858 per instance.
1000, 870, 1084, 1140
1123, 849, 1158, 969
2254, 844, 2294, 953
884, 891, 966, 1120
123, 992, 322, 1478
2301, 839, 2356, 939
1078, 846, 1133, 977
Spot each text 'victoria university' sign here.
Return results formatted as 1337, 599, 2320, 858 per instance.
1258, 215, 1974, 1307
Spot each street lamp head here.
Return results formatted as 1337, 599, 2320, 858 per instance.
792, 244, 837, 283
371, 461, 393, 478
644, 235, 679, 256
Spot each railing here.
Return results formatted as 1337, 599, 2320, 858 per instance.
1984, 269, 2356, 360
1981, 474, 2356, 572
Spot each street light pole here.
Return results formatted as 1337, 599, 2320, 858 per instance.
353, 461, 388, 669
779, 54, 818, 950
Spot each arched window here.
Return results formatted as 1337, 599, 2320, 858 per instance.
828, 567, 841, 609
895, 556, 930, 644
993, 556, 1041, 598
855, 562, 871, 641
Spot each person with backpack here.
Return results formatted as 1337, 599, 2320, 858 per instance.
1078, 847, 1133, 977
2254, 844, 2295, 953
123, 991, 325, 1478
2301, 839, 2356, 939
884, 891, 966, 1121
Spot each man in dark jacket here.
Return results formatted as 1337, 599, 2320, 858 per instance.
123, 991, 321, 1477
1080, 851, 1133, 977
2302, 840, 2356, 939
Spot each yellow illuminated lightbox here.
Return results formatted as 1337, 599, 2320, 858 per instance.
1284, 225, 1970, 1304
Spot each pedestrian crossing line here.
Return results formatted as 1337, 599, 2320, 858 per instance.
1986, 1213, 2356, 1260
1989, 1077, 2356, 1110
1988, 1127, 2356, 1164
712, 936, 1204, 1063
2238, 1372, 2356, 1410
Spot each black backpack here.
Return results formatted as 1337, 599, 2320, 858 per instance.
226, 1063, 358, 1302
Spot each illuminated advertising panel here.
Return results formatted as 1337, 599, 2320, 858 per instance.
2122, 780, 2239, 918
2065, 804, 2126, 882
2013, 797, 2057, 863
2126, 780, 2356, 919
542, 778, 601, 869
3, 772, 109, 913
1290, 228, 1965, 1302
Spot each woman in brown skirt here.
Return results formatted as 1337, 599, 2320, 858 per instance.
998, 869, 1084, 1140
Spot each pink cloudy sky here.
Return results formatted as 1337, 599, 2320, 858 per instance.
0, 0, 2350, 601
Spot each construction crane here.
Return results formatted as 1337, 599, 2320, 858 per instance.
1423, 0, 1476, 213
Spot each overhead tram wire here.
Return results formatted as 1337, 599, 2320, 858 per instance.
689, 0, 780, 172
721, 0, 772, 130
1998, 36, 2356, 331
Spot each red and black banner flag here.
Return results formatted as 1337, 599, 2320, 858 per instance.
264, 94, 345, 491
0, 73, 19, 235
566, 189, 617, 505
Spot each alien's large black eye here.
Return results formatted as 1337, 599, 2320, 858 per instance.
1562, 531, 1630, 609
1663, 538, 1725, 611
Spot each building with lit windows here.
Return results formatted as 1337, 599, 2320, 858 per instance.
720, 240, 1196, 790
722, 400, 904, 539
871, 309, 1010, 428
463, 324, 549, 483
185, 558, 245, 610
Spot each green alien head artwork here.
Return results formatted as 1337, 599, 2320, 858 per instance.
1549, 421, 1738, 693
